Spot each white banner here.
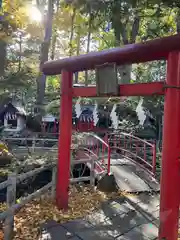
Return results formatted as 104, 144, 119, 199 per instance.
5, 112, 17, 120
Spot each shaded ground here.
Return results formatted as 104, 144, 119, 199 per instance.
39, 193, 160, 240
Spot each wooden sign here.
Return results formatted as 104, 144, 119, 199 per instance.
96, 62, 119, 96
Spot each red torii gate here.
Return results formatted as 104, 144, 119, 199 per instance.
43, 34, 180, 240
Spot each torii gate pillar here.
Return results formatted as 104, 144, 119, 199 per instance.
159, 51, 180, 239
56, 70, 73, 209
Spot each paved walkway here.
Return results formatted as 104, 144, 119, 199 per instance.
39, 154, 160, 239
39, 193, 160, 240
107, 155, 160, 192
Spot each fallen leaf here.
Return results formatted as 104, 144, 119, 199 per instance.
0, 186, 139, 240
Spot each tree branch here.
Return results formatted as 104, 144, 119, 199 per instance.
130, 16, 140, 44
119, 22, 128, 45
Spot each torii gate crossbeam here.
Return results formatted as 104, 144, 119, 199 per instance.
42, 34, 180, 240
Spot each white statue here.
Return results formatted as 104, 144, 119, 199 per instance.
136, 98, 146, 125
110, 104, 118, 129
93, 102, 99, 126
75, 97, 82, 118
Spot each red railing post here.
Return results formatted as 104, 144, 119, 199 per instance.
56, 71, 73, 210
96, 141, 99, 156
107, 146, 111, 174
119, 134, 121, 148
159, 52, 180, 240
129, 135, 132, 149
135, 140, 138, 156
124, 135, 126, 148
144, 142, 146, 162
102, 143, 104, 164
152, 142, 156, 174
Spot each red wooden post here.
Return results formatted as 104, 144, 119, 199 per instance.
118, 134, 120, 148
135, 140, 138, 156
159, 51, 180, 239
143, 142, 146, 162
96, 140, 99, 156
107, 146, 111, 174
152, 142, 156, 175
102, 143, 104, 164
129, 135, 132, 149
56, 71, 73, 210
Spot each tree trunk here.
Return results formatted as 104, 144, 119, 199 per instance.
74, 26, 80, 83
51, 29, 57, 60
119, 17, 139, 84
36, 0, 53, 116
112, 2, 139, 84
0, 40, 7, 77
112, 4, 129, 84
50, 0, 60, 60
18, 34, 22, 71
113, 20, 132, 84
176, 8, 180, 33
85, 14, 93, 86
69, 8, 76, 57
118, 65, 132, 84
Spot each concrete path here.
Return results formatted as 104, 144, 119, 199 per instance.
38, 152, 161, 239
39, 154, 161, 240
39, 193, 160, 240
107, 155, 160, 193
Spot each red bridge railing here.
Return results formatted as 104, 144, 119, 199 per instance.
73, 132, 111, 175
107, 132, 156, 175
72, 131, 156, 177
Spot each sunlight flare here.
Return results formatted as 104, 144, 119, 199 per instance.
29, 6, 42, 22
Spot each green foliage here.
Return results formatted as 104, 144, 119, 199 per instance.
0, 0, 178, 134
0, 0, 31, 40
45, 0, 177, 125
